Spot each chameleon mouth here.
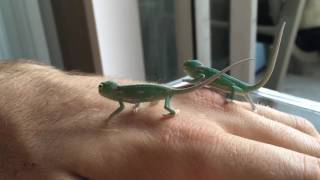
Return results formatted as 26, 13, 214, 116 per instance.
98, 83, 104, 93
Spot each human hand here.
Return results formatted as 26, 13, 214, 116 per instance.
0, 62, 319, 180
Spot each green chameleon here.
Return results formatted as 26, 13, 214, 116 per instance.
99, 58, 252, 118
183, 22, 285, 111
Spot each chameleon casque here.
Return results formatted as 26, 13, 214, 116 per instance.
99, 58, 252, 118
183, 22, 286, 111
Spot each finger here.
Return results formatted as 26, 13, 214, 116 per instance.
203, 133, 320, 180
219, 103, 320, 158
236, 101, 320, 138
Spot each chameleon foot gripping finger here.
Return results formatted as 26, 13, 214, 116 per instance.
109, 101, 124, 119
182, 22, 286, 111
132, 103, 140, 113
226, 98, 234, 103
244, 94, 256, 111
99, 58, 252, 118
164, 96, 179, 115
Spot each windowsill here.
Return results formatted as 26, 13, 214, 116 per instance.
252, 88, 320, 131
167, 77, 320, 131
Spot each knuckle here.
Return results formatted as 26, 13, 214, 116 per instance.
291, 115, 319, 135
303, 156, 320, 180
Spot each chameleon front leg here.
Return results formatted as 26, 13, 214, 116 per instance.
109, 101, 125, 118
164, 96, 177, 115
244, 94, 257, 112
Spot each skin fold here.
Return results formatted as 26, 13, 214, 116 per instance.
0, 61, 319, 180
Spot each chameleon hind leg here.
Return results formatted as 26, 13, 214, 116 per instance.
244, 94, 257, 112
164, 96, 178, 115
109, 101, 125, 118
226, 85, 241, 102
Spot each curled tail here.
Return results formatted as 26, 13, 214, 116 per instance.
247, 22, 286, 91
174, 58, 254, 94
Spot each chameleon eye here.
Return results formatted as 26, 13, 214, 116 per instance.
98, 83, 103, 88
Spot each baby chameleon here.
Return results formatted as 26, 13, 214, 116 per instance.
183, 22, 285, 111
99, 58, 251, 118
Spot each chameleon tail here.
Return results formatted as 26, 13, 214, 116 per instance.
174, 58, 253, 94
247, 22, 285, 91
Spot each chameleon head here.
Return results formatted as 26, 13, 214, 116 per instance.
183, 60, 203, 77
98, 81, 119, 97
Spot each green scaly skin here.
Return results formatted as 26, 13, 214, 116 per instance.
99, 58, 251, 118
183, 22, 285, 111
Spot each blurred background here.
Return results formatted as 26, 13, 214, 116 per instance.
0, 0, 319, 102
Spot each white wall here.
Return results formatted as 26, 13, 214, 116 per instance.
195, 0, 211, 67
92, 0, 145, 80
230, 0, 257, 83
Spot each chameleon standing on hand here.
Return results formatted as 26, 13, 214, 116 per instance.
183, 22, 285, 111
99, 58, 252, 118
